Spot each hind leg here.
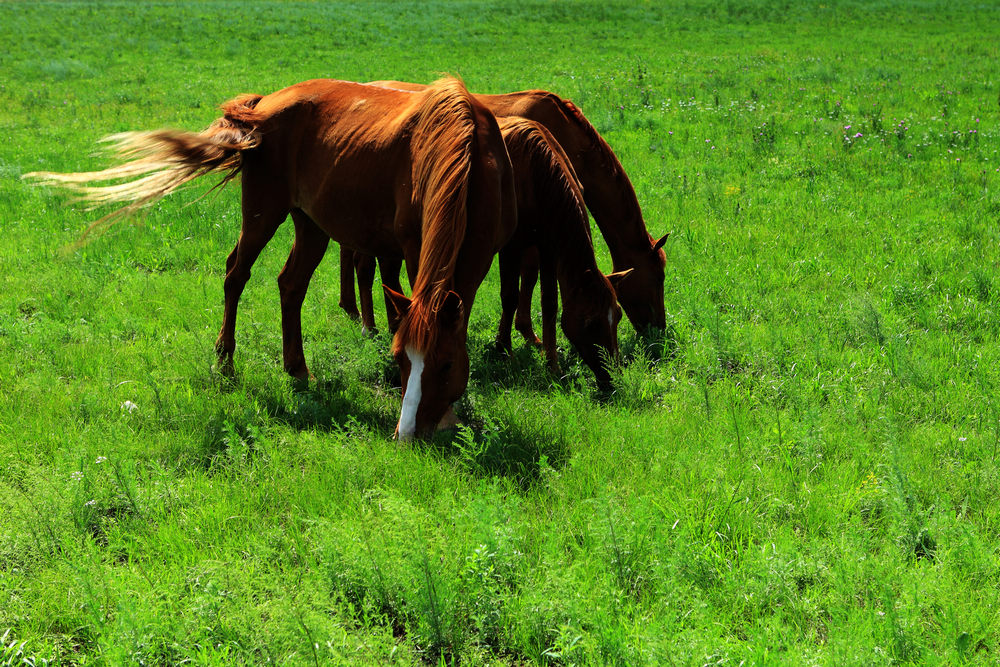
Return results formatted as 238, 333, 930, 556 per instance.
339, 245, 361, 321
514, 246, 542, 346
278, 209, 331, 381
214, 194, 289, 377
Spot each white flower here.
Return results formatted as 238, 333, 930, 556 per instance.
121, 400, 138, 413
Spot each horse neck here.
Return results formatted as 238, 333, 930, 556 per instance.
554, 230, 602, 297
576, 146, 654, 271
550, 100, 654, 269
540, 186, 603, 297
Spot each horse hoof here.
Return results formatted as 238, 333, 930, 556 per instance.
215, 357, 236, 379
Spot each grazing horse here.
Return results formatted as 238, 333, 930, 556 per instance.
26, 77, 517, 440
349, 118, 631, 387
360, 82, 669, 337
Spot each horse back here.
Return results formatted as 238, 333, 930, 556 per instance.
236, 80, 426, 253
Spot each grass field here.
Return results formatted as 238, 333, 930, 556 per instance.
2, 0, 1000, 664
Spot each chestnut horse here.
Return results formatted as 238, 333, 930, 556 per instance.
348, 118, 631, 387
26, 77, 517, 440
359, 82, 669, 337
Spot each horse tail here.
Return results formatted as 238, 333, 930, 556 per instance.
24, 94, 265, 241
398, 77, 478, 351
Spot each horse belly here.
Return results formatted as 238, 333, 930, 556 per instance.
302, 185, 403, 259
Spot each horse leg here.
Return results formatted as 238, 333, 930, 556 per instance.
495, 245, 521, 356
354, 252, 378, 336
514, 245, 542, 346
277, 209, 331, 381
338, 245, 361, 321
214, 204, 287, 378
377, 256, 405, 333
539, 252, 560, 375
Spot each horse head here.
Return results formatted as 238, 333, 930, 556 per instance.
385, 286, 469, 441
561, 268, 632, 389
613, 233, 668, 336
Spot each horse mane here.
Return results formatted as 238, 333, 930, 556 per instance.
500, 117, 589, 242
558, 97, 664, 261
393, 77, 478, 356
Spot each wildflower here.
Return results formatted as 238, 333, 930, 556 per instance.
85, 499, 96, 507
854, 132, 863, 138
958, 437, 968, 442
121, 400, 138, 413
70, 471, 83, 482
95, 456, 107, 464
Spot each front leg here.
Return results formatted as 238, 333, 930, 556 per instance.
539, 252, 559, 375
495, 245, 522, 356
377, 256, 405, 333
338, 245, 361, 321
353, 252, 378, 336
514, 245, 542, 346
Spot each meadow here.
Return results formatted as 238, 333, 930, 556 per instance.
2, 0, 999, 664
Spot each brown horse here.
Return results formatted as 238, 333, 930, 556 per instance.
26, 77, 517, 440
348, 118, 631, 387
364, 82, 669, 337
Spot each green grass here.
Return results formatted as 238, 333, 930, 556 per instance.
3, 0, 1000, 663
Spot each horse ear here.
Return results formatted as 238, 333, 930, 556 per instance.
652, 233, 669, 252
439, 290, 465, 329
382, 285, 412, 319
606, 268, 634, 293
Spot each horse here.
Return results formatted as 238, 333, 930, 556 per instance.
26, 77, 517, 441
347, 118, 632, 387
360, 82, 669, 338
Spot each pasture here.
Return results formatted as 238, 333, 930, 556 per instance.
2, 0, 999, 663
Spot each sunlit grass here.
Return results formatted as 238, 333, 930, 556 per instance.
2, 0, 1000, 664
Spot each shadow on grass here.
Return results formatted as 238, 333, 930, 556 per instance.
194, 339, 581, 487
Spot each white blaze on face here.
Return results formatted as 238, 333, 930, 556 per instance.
608, 308, 615, 329
397, 346, 425, 441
